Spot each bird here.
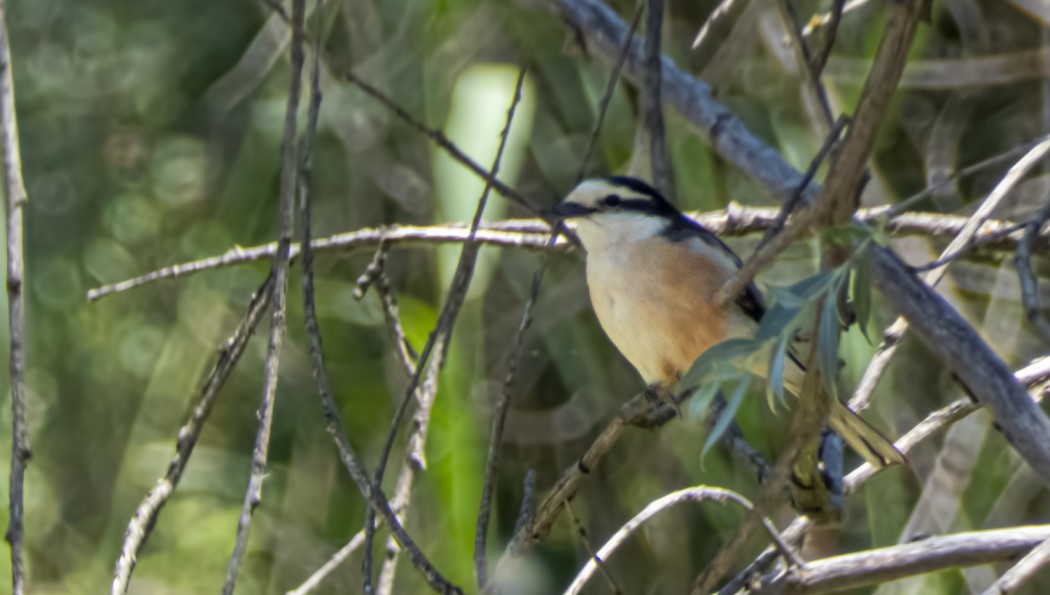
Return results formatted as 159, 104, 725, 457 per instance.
550, 175, 904, 469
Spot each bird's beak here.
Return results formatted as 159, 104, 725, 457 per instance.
548, 201, 596, 219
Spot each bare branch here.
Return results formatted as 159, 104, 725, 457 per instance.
981, 533, 1050, 595
112, 276, 274, 594
757, 525, 1050, 595
565, 486, 801, 595
85, 207, 1047, 303
0, 2, 30, 593
692, 0, 750, 53
222, 0, 305, 590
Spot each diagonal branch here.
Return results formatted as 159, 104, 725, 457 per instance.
112, 276, 274, 594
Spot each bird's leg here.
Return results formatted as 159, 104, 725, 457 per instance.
645, 382, 682, 418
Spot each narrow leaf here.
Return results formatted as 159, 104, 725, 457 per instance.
852, 248, 873, 341
687, 380, 723, 419
774, 270, 838, 307
766, 332, 791, 411
703, 378, 750, 456
679, 337, 762, 387
818, 297, 841, 398
755, 301, 802, 341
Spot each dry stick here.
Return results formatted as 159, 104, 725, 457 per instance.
221, 1, 305, 592
85, 205, 1048, 302
717, 357, 1050, 595
565, 486, 802, 595
111, 275, 275, 594
1015, 189, 1050, 346
850, 137, 1050, 413
375, 347, 445, 595
981, 531, 1050, 595
756, 525, 1050, 595
360, 67, 528, 592
0, 4, 29, 594
643, 0, 673, 198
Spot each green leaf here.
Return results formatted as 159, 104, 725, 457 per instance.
772, 270, 838, 307
679, 337, 763, 387
755, 301, 802, 341
818, 297, 841, 398
766, 332, 791, 411
703, 378, 750, 456
852, 248, 873, 341
687, 381, 723, 419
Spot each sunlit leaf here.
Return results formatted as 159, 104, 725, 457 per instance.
703, 377, 750, 456
766, 332, 791, 411
686, 381, 722, 419
818, 297, 841, 398
679, 337, 763, 387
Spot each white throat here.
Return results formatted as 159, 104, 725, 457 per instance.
573, 212, 667, 253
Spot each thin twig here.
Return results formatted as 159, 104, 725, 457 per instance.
474, 229, 560, 588
565, 486, 802, 595
512, 470, 537, 538
112, 275, 274, 594
286, 532, 366, 595
643, 0, 673, 197
376, 344, 445, 595
774, 0, 833, 126
981, 533, 1050, 595
851, 136, 1050, 413
751, 117, 847, 256
1016, 189, 1050, 345
801, 0, 871, 37
565, 501, 622, 594
0, 2, 29, 592
809, 0, 846, 75
343, 71, 544, 219
85, 207, 1050, 302
221, 0, 305, 591
363, 67, 528, 592
575, 3, 644, 185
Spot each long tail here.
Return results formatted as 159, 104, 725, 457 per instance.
827, 399, 906, 468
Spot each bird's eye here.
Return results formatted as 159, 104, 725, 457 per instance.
602, 194, 622, 208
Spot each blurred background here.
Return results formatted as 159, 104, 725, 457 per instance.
3, 0, 1050, 593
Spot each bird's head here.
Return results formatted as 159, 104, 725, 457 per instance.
551, 176, 683, 251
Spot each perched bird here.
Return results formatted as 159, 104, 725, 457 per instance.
551, 175, 904, 469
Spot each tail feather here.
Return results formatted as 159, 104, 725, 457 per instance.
827, 400, 906, 468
